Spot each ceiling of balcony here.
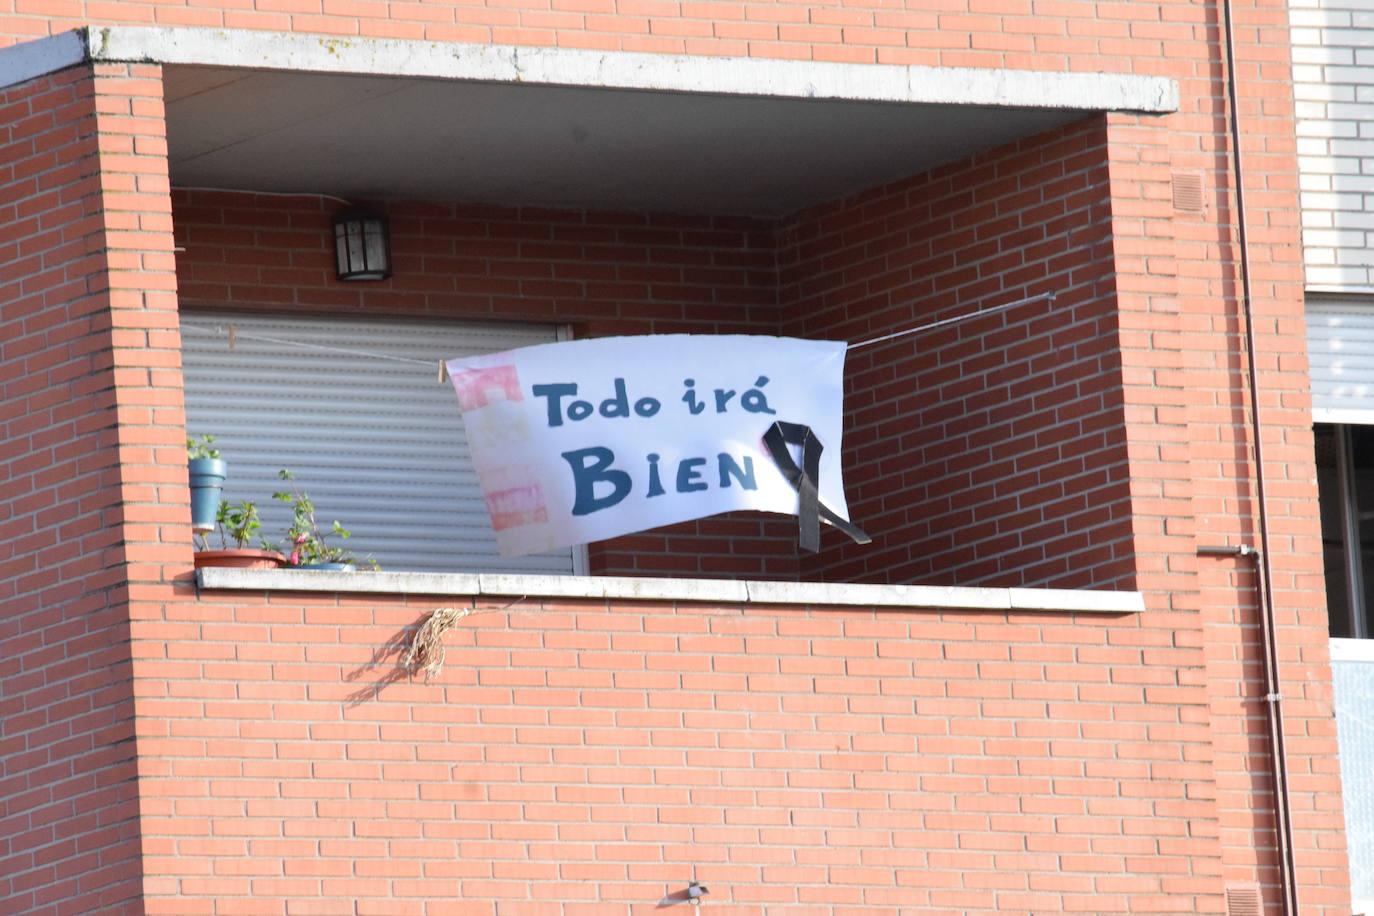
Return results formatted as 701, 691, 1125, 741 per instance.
162, 65, 1091, 218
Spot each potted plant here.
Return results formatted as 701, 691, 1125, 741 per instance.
272, 470, 378, 571
187, 434, 226, 534
193, 498, 287, 570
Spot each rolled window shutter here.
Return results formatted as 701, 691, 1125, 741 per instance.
180, 311, 575, 574
1309, 299, 1374, 426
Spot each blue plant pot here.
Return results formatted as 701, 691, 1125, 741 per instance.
188, 458, 227, 533
298, 562, 355, 571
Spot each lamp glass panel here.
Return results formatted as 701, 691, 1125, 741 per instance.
346, 222, 368, 274
334, 223, 351, 275
363, 219, 388, 273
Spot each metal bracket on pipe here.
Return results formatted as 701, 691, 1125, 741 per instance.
1196, 544, 1261, 559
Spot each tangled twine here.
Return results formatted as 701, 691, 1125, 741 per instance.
402, 606, 478, 682
403, 598, 526, 682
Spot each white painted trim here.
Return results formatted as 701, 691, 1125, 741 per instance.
0, 30, 87, 90
1332, 637, 1374, 662
197, 567, 1145, 613
1313, 408, 1374, 425
75, 26, 1177, 113
1308, 286, 1374, 298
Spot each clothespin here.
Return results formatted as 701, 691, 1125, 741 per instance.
438, 360, 449, 383
227, 324, 236, 349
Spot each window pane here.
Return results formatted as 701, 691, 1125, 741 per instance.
1317, 424, 1355, 637
1353, 425, 1374, 627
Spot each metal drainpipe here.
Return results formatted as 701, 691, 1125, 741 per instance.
1216, 0, 1301, 912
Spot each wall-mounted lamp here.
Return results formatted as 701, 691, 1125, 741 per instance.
333, 208, 391, 281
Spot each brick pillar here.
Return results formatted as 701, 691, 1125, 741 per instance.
1106, 0, 1349, 909
89, 61, 191, 596
0, 63, 143, 916
0, 59, 181, 915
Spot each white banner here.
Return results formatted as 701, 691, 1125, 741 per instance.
446, 334, 854, 558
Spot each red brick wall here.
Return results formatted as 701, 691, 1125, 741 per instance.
0, 2, 1242, 75
0, 66, 147, 916
172, 194, 781, 337
130, 589, 1225, 916
779, 117, 1134, 590
1, 1, 1353, 915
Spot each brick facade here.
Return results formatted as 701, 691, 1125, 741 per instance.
0, 4, 1287, 70
0, 65, 153, 916
127, 591, 1216, 916
0, 1, 1351, 915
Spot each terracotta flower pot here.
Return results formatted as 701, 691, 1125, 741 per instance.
193, 549, 287, 570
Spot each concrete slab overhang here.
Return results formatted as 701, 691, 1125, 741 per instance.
4, 27, 1178, 217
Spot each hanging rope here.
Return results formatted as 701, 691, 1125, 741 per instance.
402, 606, 479, 682
182, 290, 1058, 371
402, 598, 528, 682
179, 323, 434, 366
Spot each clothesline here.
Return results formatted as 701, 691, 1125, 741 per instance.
179, 323, 435, 367
846, 291, 1055, 350
182, 289, 1058, 375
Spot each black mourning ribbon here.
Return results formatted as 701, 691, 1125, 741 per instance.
762, 421, 871, 552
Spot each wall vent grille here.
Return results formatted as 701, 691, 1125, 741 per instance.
1172, 170, 1206, 212
1225, 882, 1262, 916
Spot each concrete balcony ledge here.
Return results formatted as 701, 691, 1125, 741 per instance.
196, 567, 1145, 614
60, 26, 1179, 113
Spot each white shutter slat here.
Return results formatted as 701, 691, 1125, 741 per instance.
180, 311, 574, 574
